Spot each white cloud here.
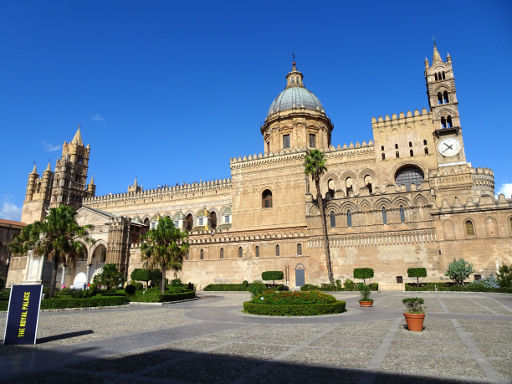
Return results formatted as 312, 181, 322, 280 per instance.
0, 202, 22, 221
42, 142, 61, 152
91, 113, 105, 123
497, 183, 512, 198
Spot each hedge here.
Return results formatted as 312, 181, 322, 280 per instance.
41, 296, 128, 309
261, 271, 284, 282
0, 300, 7, 311
203, 284, 248, 291
405, 283, 512, 293
129, 290, 196, 302
300, 282, 379, 291
243, 301, 345, 316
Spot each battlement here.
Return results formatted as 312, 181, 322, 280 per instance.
433, 193, 512, 213
429, 166, 494, 178
371, 108, 431, 129
83, 178, 232, 204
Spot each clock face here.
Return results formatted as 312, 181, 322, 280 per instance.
438, 137, 461, 157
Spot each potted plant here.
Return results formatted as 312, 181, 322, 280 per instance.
402, 297, 425, 331
358, 283, 373, 307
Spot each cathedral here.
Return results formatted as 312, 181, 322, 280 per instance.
7, 45, 512, 290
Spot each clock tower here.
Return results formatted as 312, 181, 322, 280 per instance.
425, 43, 467, 166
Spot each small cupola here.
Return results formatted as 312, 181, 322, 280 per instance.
285, 62, 304, 88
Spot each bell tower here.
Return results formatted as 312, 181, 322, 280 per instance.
50, 126, 92, 210
425, 44, 466, 166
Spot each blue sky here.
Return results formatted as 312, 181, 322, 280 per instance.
1, 1, 511, 221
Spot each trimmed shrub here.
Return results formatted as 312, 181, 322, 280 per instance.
170, 279, 183, 287
354, 268, 374, 283
244, 301, 345, 316
94, 263, 125, 290
129, 281, 144, 290
359, 283, 372, 302
445, 259, 473, 286
0, 300, 9, 311
335, 279, 342, 290
344, 279, 355, 291
125, 284, 136, 295
129, 288, 195, 303
405, 282, 512, 293
242, 280, 249, 288
203, 284, 248, 291
300, 284, 320, 291
130, 269, 153, 286
41, 296, 128, 309
261, 271, 284, 285
407, 268, 427, 285
248, 281, 267, 297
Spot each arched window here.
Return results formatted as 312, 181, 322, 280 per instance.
210, 211, 217, 230
395, 166, 424, 191
435, 73, 438, 81
443, 91, 449, 103
400, 206, 405, 223
409, 141, 413, 147
395, 151, 399, 158
437, 92, 443, 105
327, 179, 335, 199
275, 244, 280, 256
345, 177, 353, 196
347, 210, 352, 227
441, 117, 447, 128
255, 246, 260, 257
185, 214, 193, 231
382, 207, 387, 224
220, 248, 224, 259
144, 218, 150, 227
381, 153, 386, 160
381, 145, 384, 151
465, 220, 475, 236
262, 189, 273, 208
410, 150, 414, 157
364, 175, 373, 194
442, 71, 446, 79
424, 147, 429, 155
297, 243, 302, 255
330, 211, 336, 228
423, 139, 427, 145
238, 247, 243, 258
447, 116, 453, 128
200, 249, 204, 259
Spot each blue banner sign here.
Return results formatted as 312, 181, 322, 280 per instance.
3, 285, 43, 345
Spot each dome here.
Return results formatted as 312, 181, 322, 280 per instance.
266, 62, 324, 118
267, 87, 324, 117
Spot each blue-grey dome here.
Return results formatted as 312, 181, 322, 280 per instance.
267, 85, 324, 117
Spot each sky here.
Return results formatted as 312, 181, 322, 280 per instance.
1, 1, 511, 221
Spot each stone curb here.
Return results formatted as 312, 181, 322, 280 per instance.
403, 290, 512, 295
129, 297, 199, 306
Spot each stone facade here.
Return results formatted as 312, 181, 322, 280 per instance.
6, 45, 512, 290
0, 219, 25, 284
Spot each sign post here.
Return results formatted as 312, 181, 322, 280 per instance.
3, 285, 43, 345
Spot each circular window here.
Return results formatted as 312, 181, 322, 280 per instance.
395, 166, 424, 190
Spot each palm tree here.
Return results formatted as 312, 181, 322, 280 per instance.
305, 149, 334, 284
140, 217, 189, 294
9, 205, 92, 298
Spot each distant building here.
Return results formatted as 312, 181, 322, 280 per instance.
0, 219, 26, 283
7, 45, 512, 290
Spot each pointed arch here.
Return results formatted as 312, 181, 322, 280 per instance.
359, 199, 372, 211
392, 196, 411, 208
484, 216, 498, 236
374, 198, 392, 210
413, 194, 429, 206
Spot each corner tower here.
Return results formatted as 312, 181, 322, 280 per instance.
50, 126, 93, 209
21, 162, 54, 223
261, 61, 333, 153
425, 44, 467, 166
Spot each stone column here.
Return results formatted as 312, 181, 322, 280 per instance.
86, 264, 91, 284
60, 266, 66, 287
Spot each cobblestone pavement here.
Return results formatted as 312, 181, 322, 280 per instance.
1, 291, 511, 383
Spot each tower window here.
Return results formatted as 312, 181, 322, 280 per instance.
297, 243, 302, 255
400, 206, 405, 223
437, 92, 443, 105
423, 139, 427, 145
381, 145, 384, 151
364, 175, 373, 194
238, 247, 243, 258
210, 211, 217, 230
220, 248, 224, 258
381, 153, 385, 160
409, 141, 412, 147
465, 220, 475, 236
309, 134, 316, 148
330, 211, 336, 228
275, 244, 280, 256
395, 144, 398, 149
424, 147, 429, 155
382, 207, 387, 224
185, 214, 193, 231
435, 73, 438, 81
443, 91, 449, 103
447, 116, 453, 128
200, 249, 204, 259
442, 71, 446, 79
410, 150, 414, 157
345, 177, 353, 197
255, 246, 260, 257
283, 134, 290, 149
396, 151, 400, 158
441, 117, 447, 129
266, 141, 270, 153
347, 210, 352, 227
262, 189, 273, 208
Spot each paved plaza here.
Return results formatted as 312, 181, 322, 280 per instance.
0, 291, 511, 384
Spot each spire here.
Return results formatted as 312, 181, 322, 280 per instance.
72, 125, 84, 146
30, 163, 37, 174
89, 175, 95, 185
45, 160, 51, 172
133, 177, 138, 186
424, 57, 430, 70
432, 42, 443, 64
286, 56, 304, 88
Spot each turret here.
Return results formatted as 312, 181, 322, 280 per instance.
25, 164, 38, 201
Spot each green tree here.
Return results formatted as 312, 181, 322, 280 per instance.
497, 264, 512, 288
407, 268, 427, 285
445, 258, 474, 286
305, 149, 333, 284
261, 271, 283, 286
9, 206, 93, 298
130, 268, 153, 287
94, 263, 124, 290
140, 217, 189, 294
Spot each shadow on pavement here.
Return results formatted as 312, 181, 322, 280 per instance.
37, 330, 94, 344
0, 345, 485, 384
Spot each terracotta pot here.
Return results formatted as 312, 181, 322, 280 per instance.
403, 312, 425, 331
359, 300, 374, 307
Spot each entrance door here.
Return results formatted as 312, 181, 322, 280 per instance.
295, 263, 305, 287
